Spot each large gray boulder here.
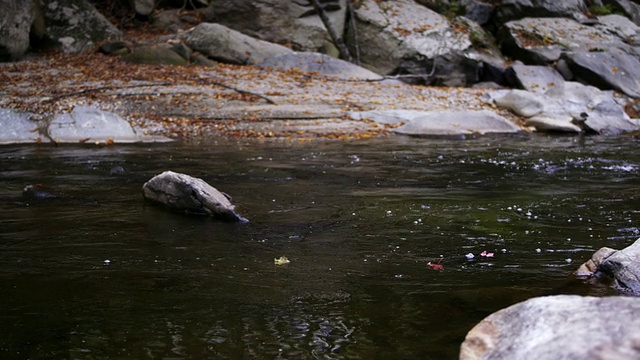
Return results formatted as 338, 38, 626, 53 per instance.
577, 238, 640, 294
0, 0, 36, 60
460, 295, 640, 360
347, 0, 506, 86
42, 0, 122, 53
499, 17, 625, 64
258, 52, 383, 80
207, 0, 348, 54
348, 0, 472, 76
142, 171, 248, 222
182, 22, 292, 65
564, 48, 640, 98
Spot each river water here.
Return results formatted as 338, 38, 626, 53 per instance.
1, 135, 638, 359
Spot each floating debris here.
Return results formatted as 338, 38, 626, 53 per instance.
274, 256, 290, 265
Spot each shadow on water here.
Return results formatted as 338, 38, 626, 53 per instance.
0, 134, 638, 359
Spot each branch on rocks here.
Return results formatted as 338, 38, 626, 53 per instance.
310, 0, 353, 62
346, 0, 360, 65
41, 80, 277, 105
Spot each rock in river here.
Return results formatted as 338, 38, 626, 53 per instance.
577, 237, 640, 295
142, 171, 248, 222
460, 295, 640, 360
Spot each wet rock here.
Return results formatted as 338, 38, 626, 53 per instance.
0, 0, 36, 60
22, 184, 61, 200
142, 171, 248, 222
182, 22, 292, 65
109, 166, 125, 176
41, 0, 122, 54
578, 238, 640, 294
47, 106, 172, 143
460, 295, 640, 360
258, 52, 383, 80
393, 110, 522, 136
121, 44, 189, 66
575, 246, 616, 277
0, 108, 48, 144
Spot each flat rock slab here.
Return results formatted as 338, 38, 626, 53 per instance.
395, 110, 521, 136
460, 295, 640, 360
47, 106, 171, 144
142, 171, 248, 222
258, 52, 383, 80
0, 108, 47, 144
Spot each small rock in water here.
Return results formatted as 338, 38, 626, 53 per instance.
104, 259, 111, 265
110, 166, 125, 175
465, 253, 475, 260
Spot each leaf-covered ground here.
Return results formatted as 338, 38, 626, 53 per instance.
1, 43, 521, 141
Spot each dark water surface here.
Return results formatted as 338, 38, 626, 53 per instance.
1, 135, 638, 359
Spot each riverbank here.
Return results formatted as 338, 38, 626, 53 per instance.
1, 50, 525, 143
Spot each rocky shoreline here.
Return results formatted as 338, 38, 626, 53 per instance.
3, 0, 640, 144
0, 50, 528, 144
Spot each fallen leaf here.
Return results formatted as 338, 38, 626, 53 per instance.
274, 256, 290, 265
427, 262, 444, 270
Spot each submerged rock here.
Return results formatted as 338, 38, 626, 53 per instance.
460, 295, 640, 360
142, 171, 248, 222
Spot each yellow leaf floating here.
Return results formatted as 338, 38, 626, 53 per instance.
274, 256, 290, 265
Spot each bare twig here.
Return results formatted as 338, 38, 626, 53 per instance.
309, 0, 353, 62
346, 0, 360, 65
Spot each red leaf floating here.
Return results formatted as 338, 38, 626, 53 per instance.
427, 262, 444, 270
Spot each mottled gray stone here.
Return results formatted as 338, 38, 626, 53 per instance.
393, 110, 521, 136
47, 106, 171, 143
596, 238, 640, 294
182, 22, 292, 65
0, 108, 47, 144
460, 295, 640, 360
142, 171, 248, 222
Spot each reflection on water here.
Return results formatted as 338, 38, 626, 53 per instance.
0, 135, 638, 359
